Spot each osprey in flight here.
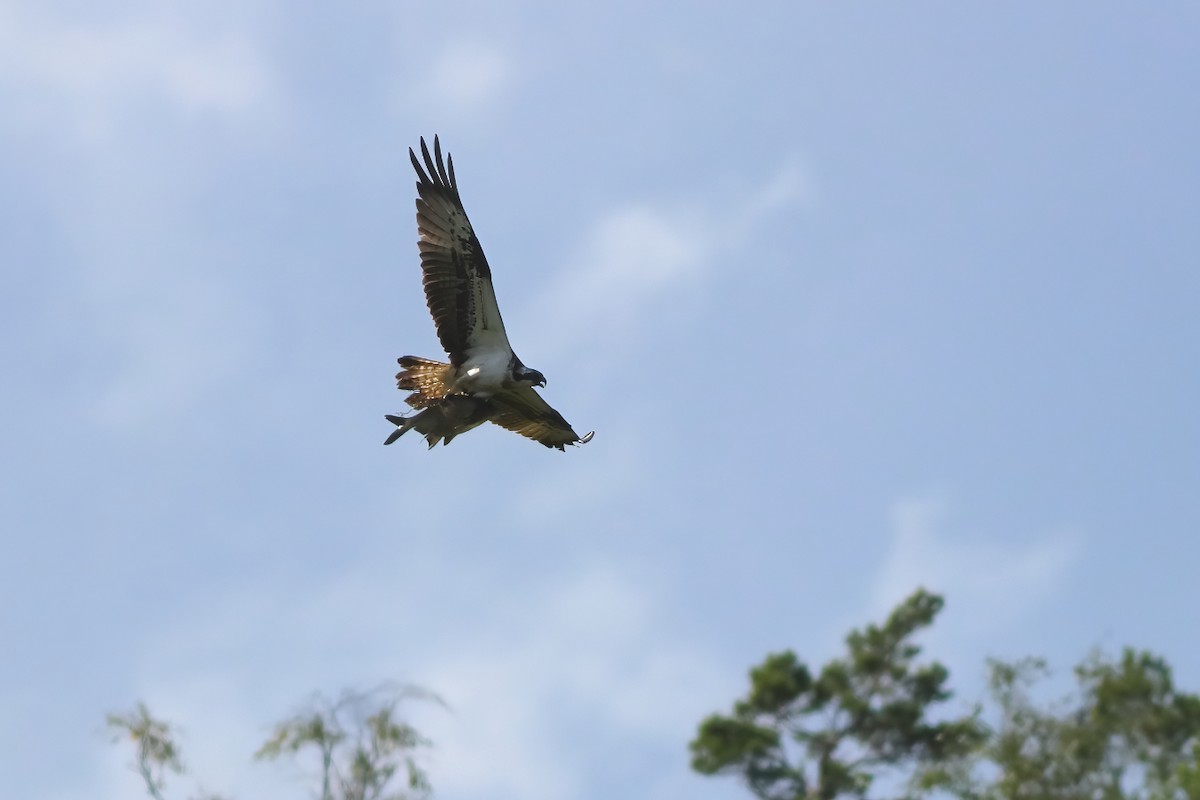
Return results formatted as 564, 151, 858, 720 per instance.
384, 136, 593, 451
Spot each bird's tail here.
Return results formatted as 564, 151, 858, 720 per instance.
395, 355, 453, 408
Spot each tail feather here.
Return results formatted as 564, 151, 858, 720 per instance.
395, 355, 453, 408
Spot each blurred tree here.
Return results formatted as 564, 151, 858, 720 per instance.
256, 684, 440, 800
689, 589, 986, 799
108, 684, 438, 800
106, 703, 199, 800
923, 649, 1200, 800
692, 590, 1200, 800
1171, 743, 1200, 799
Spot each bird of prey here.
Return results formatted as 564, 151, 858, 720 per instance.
384, 136, 593, 451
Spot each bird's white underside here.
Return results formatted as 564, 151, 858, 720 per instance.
454, 344, 511, 396
450, 270, 514, 396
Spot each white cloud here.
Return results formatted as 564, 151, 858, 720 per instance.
405, 40, 516, 120
536, 158, 810, 358
0, 4, 273, 138
730, 157, 812, 237
871, 495, 1080, 631
96, 558, 725, 800
413, 564, 726, 800
432, 43, 512, 107
0, 6, 276, 428
557, 204, 708, 307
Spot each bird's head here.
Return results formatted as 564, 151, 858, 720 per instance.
514, 365, 547, 388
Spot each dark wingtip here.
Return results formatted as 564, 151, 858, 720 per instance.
411, 135, 457, 197
408, 146, 424, 182
419, 136, 436, 183
432, 136, 452, 187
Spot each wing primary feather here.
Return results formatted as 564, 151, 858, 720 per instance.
432, 136, 453, 190
419, 137, 437, 186
409, 145, 429, 185
433, 136, 445, 184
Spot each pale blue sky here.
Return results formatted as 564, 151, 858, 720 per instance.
2, 2, 1198, 799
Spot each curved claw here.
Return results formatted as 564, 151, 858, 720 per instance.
579, 431, 595, 445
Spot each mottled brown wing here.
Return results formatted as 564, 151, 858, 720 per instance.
410, 136, 512, 366
489, 385, 592, 451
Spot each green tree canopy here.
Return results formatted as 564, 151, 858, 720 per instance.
692, 591, 1200, 800
690, 589, 985, 799
927, 649, 1200, 800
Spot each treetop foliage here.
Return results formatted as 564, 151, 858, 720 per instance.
106, 592, 1200, 800
691, 590, 1200, 800
108, 684, 439, 800
691, 589, 985, 800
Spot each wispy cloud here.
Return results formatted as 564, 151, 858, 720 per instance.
413, 564, 726, 800
0, 6, 277, 429
871, 495, 1080, 631
0, 4, 273, 138
403, 40, 517, 121
98, 559, 724, 800
536, 157, 810, 359
499, 156, 811, 526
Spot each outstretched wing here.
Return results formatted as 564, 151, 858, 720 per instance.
490, 385, 594, 451
410, 136, 512, 366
